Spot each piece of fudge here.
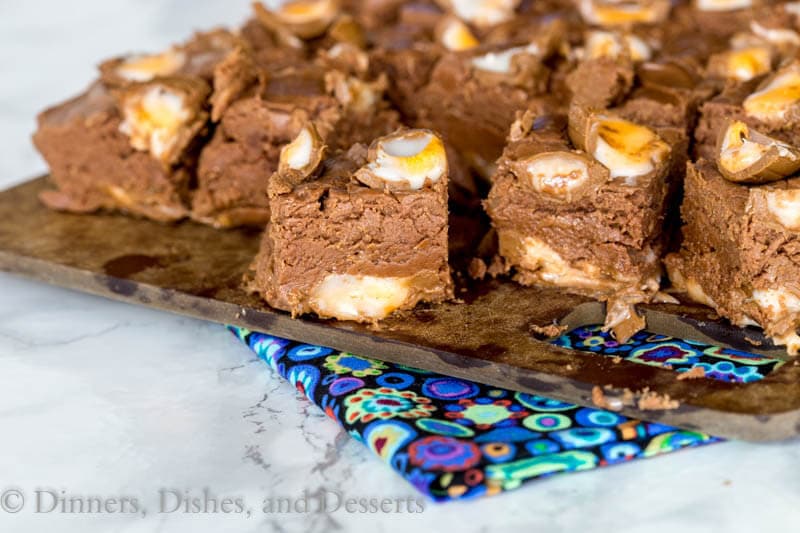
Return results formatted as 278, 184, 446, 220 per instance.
34, 29, 258, 222
485, 101, 676, 340
250, 127, 453, 322
665, 158, 800, 354
33, 77, 210, 221
191, 58, 402, 228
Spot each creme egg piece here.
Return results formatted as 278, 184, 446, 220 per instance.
471, 43, 540, 73
743, 64, 800, 122
503, 233, 625, 291
773, 331, 800, 355
116, 48, 186, 82
444, 0, 520, 28
360, 130, 447, 190
578, 0, 669, 26
438, 17, 480, 51
685, 278, 718, 308
590, 116, 670, 180
725, 47, 772, 81
584, 31, 625, 59
283, 127, 314, 170
583, 31, 652, 61
753, 288, 800, 323
765, 189, 800, 230
327, 73, 381, 112
516, 152, 597, 201
625, 34, 652, 62
750, 21, 800, 47
278, 123, 324, 176
119, 85, 190, 162
270, 0, 337, 24
719, 121, 770, 173
310, 274, 411, 321
694, 0, 752, 11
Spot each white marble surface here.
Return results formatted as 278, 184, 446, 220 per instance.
1, 2, 799, 532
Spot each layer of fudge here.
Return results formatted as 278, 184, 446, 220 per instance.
666, 156, 800, 354
250, 127, 453, 321
485, 101, 675, 341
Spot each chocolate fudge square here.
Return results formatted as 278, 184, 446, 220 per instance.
251, 128, 452, 322
33, 77, 209, 222
191, 63, 401, 228
485, 104, 675, 340
666, 159, 800, 354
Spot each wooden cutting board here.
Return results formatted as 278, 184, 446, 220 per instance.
2, 177, 799, 441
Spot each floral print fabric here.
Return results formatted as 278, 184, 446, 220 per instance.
230, 326, 725, 501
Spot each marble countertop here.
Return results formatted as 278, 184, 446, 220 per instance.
1, 2, 799, 532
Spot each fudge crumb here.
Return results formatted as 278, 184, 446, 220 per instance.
611, 310, 646, 344
467, 257, 487, 280
530, 322, 568, 339
637, 387, 680, 410
744, 336, 763, 347
677, 366, 706, 380
592, 386, 610, 409
611, 356, 623, 364
622, 388, 635, 406
592, 386, 623, 411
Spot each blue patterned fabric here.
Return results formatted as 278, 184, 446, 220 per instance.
229, 326, 724, 501
554, 325, 783, 383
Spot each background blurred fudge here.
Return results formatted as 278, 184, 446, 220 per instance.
32, 30, 246, 221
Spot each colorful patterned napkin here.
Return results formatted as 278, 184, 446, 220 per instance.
228, 326, 740, 501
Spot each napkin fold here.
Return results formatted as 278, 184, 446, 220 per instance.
228, 326, 740, 501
